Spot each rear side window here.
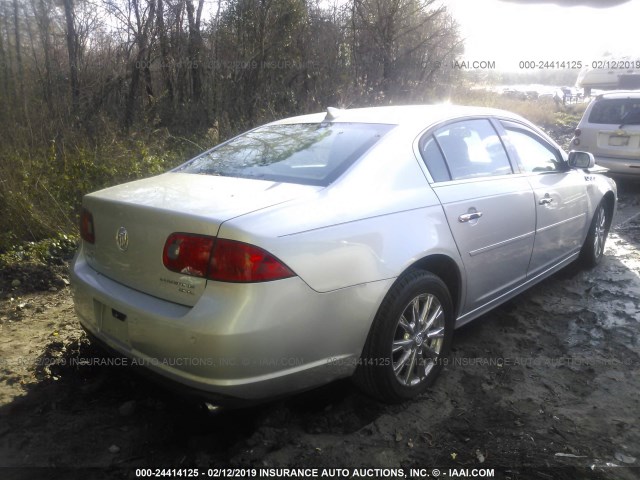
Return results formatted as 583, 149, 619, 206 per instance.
588, 98, 640, 125
175, 123, 394, 186
419, 136, 450, 182
420, 119, 512, 181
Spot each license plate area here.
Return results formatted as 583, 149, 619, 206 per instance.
95, 300, 130, 346
609, 135, 630, 146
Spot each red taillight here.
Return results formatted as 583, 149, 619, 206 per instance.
162, 234, 295, 283
80, 209, 95, 244
209, 239, 295, 282
163, 233, 215, 278
574, 128, 581, 137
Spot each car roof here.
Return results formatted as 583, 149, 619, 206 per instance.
594, 90, 640, 100
270, 104, 529, 128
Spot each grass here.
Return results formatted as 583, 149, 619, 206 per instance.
449, 87, 588, 129
0, 122, 211, 252
0, 234, 78, 268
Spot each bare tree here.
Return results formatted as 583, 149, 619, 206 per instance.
0, 6, 11, 109
155, 0, 172, 102
0, 0, 463, 133
29, 0, 54, 114
185, 0, 203, 102
12, 0, 26, 116
63, 0, 80, 111
124, 0, 156, 131
350, 0, 462, 102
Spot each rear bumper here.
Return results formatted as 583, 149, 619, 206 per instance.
594, 155, 640, 176
71, 249, 390, 402
80, 326, 259, 407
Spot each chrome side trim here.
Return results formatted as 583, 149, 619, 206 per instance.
468, 231, 536, 257
537, 213, 587, 233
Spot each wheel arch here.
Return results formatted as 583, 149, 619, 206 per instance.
404, 254, 463, 319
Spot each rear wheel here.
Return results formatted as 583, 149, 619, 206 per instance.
579, 201, 610, 268
353, 270, 454, 403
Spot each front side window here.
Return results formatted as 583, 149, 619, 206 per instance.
176, 123, 394, 186
505, 128, 562, 173
427, 119, 512, 181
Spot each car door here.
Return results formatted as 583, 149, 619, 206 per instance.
501, 121, 589, 277
419, 118, 536, 316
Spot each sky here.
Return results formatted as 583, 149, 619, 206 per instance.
444, 0, 640, 71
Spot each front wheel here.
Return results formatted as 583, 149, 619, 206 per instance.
579, 201, 610, 268
353, 270, 454, 403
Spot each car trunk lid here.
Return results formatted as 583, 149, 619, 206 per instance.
82, 172, 319, 306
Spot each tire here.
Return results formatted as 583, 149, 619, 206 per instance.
353, 270, 454, 403
579, 200, 610, 268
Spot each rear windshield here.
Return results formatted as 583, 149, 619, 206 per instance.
175, 123, 394, 186
588, 98, 640, 125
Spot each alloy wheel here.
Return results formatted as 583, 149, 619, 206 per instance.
392, 293, 445, 386
593, 204, 606, 258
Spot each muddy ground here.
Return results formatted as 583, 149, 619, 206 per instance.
1, 181, 639, 480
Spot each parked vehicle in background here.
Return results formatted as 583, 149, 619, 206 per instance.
72, 105, 617, 405
577, 61, 640, 96
571, 91, 640, 178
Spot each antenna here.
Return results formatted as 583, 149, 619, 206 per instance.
324, 107, 343, 121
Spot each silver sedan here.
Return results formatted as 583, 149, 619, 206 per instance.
71, 105, 617, 404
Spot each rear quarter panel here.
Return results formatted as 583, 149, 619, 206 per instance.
218, 128, 464, 293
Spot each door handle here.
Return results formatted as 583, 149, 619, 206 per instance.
458, 211, 483, 223
539, 194, 553, 206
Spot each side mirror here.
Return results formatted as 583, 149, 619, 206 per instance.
568, 151, 595, 169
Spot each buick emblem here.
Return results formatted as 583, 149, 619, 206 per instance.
116, 227, 129, 252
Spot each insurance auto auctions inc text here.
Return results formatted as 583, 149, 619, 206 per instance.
199, 467, 496, 478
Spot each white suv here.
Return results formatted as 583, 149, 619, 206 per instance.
571, 91, 640, 177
